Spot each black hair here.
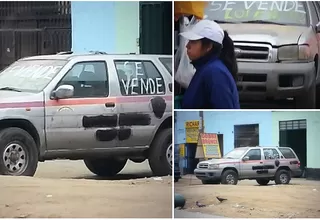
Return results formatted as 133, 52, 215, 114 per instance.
200, 30, 238, 82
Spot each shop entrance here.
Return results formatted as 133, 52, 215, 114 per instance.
279, 120, 307, 176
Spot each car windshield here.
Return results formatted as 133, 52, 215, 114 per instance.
223, 147, 248, 159
205, 1, 308, 26
0, 59, 67, 93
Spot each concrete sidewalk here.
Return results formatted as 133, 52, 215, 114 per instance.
174, 209, 224, 218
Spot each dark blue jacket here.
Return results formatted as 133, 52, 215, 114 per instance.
182, 54, 240, 109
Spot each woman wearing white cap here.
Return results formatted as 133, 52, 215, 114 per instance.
180, 19, 240, 109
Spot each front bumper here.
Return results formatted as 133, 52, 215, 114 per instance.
237, 61, 315, 101
194, 168, 223, 181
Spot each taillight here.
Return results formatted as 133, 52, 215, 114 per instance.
297, 161, 301, 167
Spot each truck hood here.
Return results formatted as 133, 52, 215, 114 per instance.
220, 23, 309, 46
0, 91, 43, 106
203, 158, 239, 165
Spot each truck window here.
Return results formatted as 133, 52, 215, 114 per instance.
159, 58, 172, 75
205, 1, 308, 26
244, 149, 261, 160
114, 60, 166, 96
279, 148, 296, 159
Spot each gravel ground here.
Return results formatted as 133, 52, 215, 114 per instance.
0, 160, 172, 218
175, 175, 320, 218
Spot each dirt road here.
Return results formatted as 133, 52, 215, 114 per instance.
175, 175, 320, 218
0, 160, 172, 218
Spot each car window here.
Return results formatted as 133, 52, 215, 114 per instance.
244, 149, 261, 160
279, 148, 296, 159
205, 1, 308, 26
263, 148, 280, 160
159, 57, 172, 75
57, 61, 108, 98
114, 60, 165, 96
0, 59, 67, 93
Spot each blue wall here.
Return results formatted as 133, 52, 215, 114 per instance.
71, 1, 116, 53
174, 111, 273, 155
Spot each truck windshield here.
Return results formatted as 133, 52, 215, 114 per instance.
205, 1, 308, 26
223, 147, 248, 159
0, 59, 67, 93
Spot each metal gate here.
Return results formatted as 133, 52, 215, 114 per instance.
0, 1, 71, 70
139, 2, 172, 55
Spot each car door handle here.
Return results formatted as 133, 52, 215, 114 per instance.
105, 102, 115, 108
260, 161, 263, 164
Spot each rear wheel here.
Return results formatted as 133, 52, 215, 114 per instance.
256, 178, 270, 185
275, 169, 291, 185
148, 128, 172, 176
221, 170, 238, 185
84, 158, 127, 177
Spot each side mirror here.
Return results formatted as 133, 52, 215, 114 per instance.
316, 22, 320, 33
52, 85, 74, 100
242, 156, 249, 161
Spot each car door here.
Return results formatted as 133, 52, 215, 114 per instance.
262, 148, 280, 177
111, 57, 171, 147
239, 148, 263, 178
45, 60, 118, 151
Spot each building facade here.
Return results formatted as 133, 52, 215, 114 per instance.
175, 111, 320, 180
71, 1, 172, 54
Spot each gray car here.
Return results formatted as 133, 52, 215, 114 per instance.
0, 52, 172, 177
205, 1, 320, 108
194, 146, 302, 185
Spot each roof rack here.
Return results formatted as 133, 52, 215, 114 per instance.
57, 51, 73, 55
89, 51, 108, 55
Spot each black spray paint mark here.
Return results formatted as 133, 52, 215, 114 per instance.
95, 128, 117, 141
118, 127, 132, 141
252, 165, 275, 170
150, 96, 166, 119
275, 160, 280, 167
119, 113, 151, 126
256, 170, 268, 174
83, 115, 117, 128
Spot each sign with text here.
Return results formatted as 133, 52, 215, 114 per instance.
197, 133, 221, 159
185, 120, 200, 143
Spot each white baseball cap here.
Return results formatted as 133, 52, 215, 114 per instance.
180, 20, 225, 45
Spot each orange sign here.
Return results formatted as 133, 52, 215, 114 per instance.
185, 120, 199, 128
200, 133, 218, 145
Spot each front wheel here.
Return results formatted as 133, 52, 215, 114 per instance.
202, 179, 220, 184
221, 170, 238, 185
0, 127, 38, 176
148, 128, 172, 176
84, 158, 127, 177
256, 178, 270, 185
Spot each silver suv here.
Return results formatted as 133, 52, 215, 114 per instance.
205, 1, 320, 108
194, 146, 301, 185
0, 52, 172, 177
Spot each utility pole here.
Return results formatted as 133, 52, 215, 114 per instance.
199, 111, 204, 133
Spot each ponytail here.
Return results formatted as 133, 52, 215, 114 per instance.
220, 31, 238, 82
200, 31, 238, 82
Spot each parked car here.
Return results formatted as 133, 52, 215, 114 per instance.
194, 146, 302, 185
0, 52, 172, 177
205, 1, 320, 108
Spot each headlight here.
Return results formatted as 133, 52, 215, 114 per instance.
278, 45, 311, 61
209, 164, 219, 169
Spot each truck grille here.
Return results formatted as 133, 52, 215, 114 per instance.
199, 163, 208, 169
234, 42, 271, 62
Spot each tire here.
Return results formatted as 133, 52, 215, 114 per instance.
296, 76, 316, 109
148, 128, 172, 176
275, 169, 291, 185
256, 178, 270, 185
221, 170, 238, 185
0, 127, 38, 176
84, 158, 127, 177
202, 179, 220, 184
